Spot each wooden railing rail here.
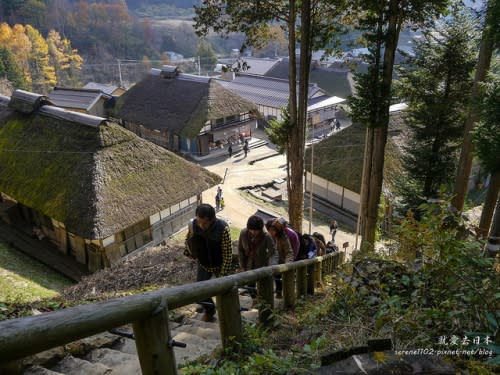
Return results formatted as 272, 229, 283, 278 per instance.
0, 252, 343, 374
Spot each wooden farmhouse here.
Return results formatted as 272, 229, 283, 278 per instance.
115, 66, 259, 157
0, 90, 220, 272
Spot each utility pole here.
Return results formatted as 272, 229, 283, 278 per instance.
117, 59, 123, 87
354, 127, 368, 251
308, 122, 314, 235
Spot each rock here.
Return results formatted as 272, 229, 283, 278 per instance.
22, 347, 66, 368
22, 366, 64, 375
315, 351, 456, 374
86, 348, 140, 374
50, 356, 112, 375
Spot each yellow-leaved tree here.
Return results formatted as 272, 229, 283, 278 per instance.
0, 23, 32, 87
25, 24, 56, 94
47, 29, 83, 87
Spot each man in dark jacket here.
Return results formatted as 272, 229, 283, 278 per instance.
185, 204, 233, 322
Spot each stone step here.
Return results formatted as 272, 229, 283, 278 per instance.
22, 365, 64, 375
21, 294, 265, 374
50, 356, 112, 375
86, 348, 141, 375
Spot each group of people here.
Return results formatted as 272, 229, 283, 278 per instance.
227, 138, 249, 158
184, 202, 339, 322
330, 118, 341, 132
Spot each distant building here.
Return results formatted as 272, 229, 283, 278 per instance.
215, 72, 342, 124
163, 51, 184, 61
83, 82, 127, 97
0, 90, 220, 271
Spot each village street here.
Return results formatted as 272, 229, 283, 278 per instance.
197, 127, 358, 258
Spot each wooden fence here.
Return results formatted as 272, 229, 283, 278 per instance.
0, 252, 343, 375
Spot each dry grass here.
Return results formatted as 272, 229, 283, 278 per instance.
61, 241, 197, 301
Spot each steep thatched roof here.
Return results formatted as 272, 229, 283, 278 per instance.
0, 93, 221, 239
306, 115, 406, 194
115, 70, 258, 138
306, 122, 366, 193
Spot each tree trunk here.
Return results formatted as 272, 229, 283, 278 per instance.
288, 0, 312, 233
286, 0, 300, 229
485, 195, 500, 258
451, 0, 496, 212
360, 0, 401, 251
478, 171, 500, 238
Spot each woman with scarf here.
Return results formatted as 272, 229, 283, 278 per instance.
238, 215, 276, 298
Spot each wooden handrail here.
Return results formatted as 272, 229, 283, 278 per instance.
0, 253, 342, 368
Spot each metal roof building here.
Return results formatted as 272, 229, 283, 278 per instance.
215, 73, 342, 123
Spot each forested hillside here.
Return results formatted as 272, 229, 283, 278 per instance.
0, 0, 226, 93
126, 0, 198, 9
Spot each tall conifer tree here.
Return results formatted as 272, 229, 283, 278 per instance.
395, 9, 478, 211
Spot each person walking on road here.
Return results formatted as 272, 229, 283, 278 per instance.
238, 215, 275, 299
243, 143, 249, 157
184, 204, 233, 322
228, 144, 233, 157
215, 187, 222, 211
330, 220, 338, 243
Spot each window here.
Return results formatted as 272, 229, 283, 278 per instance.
116, 218, 152, 254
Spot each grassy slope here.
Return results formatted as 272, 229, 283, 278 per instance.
0, 241, 73, 304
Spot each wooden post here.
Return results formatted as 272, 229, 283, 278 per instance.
133, 299, 177, 375
307, 264, 315, 295
0, 360, 21, 375
216, 286, 243, 349
257, 276, 275, 325
282, 269, 296, 308
327, 255, 333, 274
297, 266, 307, 297
333, 252, 339, 269
315, 258, 323, 286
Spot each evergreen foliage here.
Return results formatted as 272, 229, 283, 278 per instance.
348, 0, 450, 250
473, 68, 500, 175
196, 39, 217, 75
0, 46, 29, 91
395, 9, 479, 211
265, 106, 291, 155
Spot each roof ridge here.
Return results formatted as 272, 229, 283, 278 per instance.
39, 106, 106, 128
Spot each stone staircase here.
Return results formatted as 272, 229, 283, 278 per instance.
20, 293, 259, 375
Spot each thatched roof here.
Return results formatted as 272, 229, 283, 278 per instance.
306, 115, 406, 194
0, 92, 221, 240
115, 69, 258, 138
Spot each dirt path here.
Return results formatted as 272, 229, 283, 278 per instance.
199, 129, 358, 259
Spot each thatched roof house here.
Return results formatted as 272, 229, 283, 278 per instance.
304, 107, 406, 227
115, 66, 259, 157
0, 90, 220, 271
